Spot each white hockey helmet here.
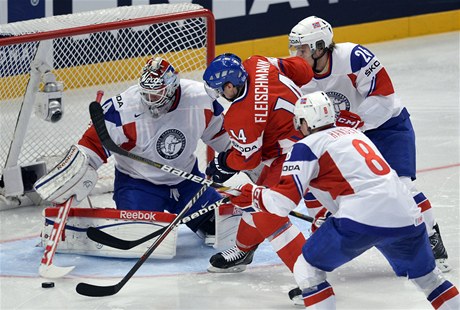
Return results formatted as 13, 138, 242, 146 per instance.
293, 91, 335, 131
289, 16, 333, 56
139, 57, 180, 118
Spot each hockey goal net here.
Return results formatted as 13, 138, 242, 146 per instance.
0, 3, 215, 209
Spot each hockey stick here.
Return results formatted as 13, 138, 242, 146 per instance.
87, 200, 313, 250
87, 196, 230, 250
89, 100, 227, 191
76, 184, 209, 297
89, 99, 312, 222
38, 196, 76, 278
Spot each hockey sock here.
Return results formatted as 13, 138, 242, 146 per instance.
253, 212, 306, 271
302, 281, 336, 309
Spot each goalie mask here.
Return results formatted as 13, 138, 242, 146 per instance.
288, 16, 333, 57
293, 91, 335, 132
139, 57, 180, 118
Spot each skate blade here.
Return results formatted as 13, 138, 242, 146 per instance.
207, 265, 247, 273
436, 258, 452, 273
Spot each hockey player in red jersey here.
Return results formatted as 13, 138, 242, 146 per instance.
226, 91, 459, 310
202, 53, 314, 274
288, 16, 450, 272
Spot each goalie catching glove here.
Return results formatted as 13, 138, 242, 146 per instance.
225, 183, 266, 213
336, 110, 364, 129
34, 145, 98, 205
205, 149, 238, 183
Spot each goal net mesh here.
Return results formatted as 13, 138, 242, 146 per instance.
0, 3, 214, 202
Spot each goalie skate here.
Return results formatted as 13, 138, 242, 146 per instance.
207, 245, 257, 273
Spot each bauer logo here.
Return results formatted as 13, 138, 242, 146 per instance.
120, 210, 157, 221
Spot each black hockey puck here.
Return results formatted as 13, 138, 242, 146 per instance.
41, 282, 55, 288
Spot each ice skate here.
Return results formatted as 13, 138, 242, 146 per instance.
430, 224, 451, 273
207, 245, 257, 273
288, 287, 304, 306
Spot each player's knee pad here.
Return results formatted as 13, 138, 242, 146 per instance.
34, 145, 98, 204
411, 267, 445, 295
293, 254, 327, 289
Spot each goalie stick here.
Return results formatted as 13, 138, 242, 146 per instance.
39, 196, 76, 278
76, 184, 209, 297
38, 91, 105, 279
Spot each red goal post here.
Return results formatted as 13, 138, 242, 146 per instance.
0, 3, 216, 209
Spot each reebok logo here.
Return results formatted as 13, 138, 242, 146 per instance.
120, 210, 157, 221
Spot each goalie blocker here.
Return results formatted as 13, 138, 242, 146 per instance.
40, 204, 242, 259
34, 145, 98, 205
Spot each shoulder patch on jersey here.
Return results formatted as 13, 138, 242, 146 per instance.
326, 91, 350, 115
102, 99, 122, 127
350, 45, 376, 73
212, 100, 224, 116
156, 129, 186, 160
286, 143, 317, 162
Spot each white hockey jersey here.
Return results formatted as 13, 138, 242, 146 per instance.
79, 79, 229, 186
259, 127, 423, 230
301, 43, 404, 131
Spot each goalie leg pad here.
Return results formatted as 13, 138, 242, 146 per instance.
40, 207, 179, 259
34, 145, 97, 204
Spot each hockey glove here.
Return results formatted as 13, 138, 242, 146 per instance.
205, 150, 238, 183
336, 110, 364, 129
311, 207, 332, 233
227, 183, 266, 213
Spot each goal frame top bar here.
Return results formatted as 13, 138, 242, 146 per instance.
0, 5, 215, 48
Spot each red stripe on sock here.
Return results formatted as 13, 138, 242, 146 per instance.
431, 286, 459, 309
304, 287, 335, 307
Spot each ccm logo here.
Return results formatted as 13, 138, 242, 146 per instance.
120, 211, 156, 221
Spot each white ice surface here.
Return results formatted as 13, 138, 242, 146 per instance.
1, 32, 459, 310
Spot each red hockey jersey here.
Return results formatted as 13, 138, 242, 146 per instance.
225, 55, 313, 170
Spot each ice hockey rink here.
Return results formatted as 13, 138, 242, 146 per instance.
0, 31, 459, 310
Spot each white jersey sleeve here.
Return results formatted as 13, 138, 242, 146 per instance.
301, 43, 404, 131
262, 127, 422, 229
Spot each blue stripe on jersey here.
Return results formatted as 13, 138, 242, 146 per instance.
287, 143, 317, 162
293, 174, 305, 197
427, 281, 454, 302
212, 100, 224, 116
367, 76, 376, 97
350, 45, 375, 73
103, 99, 122, 127
277, 59, 285, 74
413, 192, 427, 205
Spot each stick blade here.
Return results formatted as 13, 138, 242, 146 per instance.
87, 227, 131, 250
76, 282, 119, 297
39, 263, 75, 279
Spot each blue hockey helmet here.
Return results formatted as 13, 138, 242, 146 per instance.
203, 53, 248, 99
